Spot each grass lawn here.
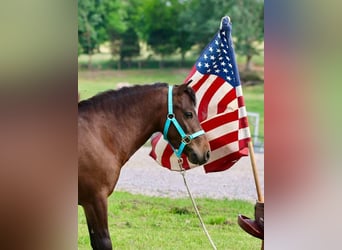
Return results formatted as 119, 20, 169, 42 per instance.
78, 191, 261, 250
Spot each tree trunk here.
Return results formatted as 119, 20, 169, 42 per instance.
88, 52, 92, 71
127, 58, 132, 69
83, 13, 92, 71
118, 55, 123, 70
180, 51, 185, 67
159, 55, 164, 69
245, 54, 253, 71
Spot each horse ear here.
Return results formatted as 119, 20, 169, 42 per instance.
185, 79, 193, 86
176, 83, 188, 94
176, 80, 193, 94
175, 81, 196, 105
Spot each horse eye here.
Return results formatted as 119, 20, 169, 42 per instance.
184, 111, 193, 119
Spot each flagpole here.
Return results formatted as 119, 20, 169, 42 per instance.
248, 141, 264, 202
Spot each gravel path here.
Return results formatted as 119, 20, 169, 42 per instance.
116, 146, 264, 201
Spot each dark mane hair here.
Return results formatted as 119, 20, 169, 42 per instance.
78, 82, 197, 115
78, 82, 168, 112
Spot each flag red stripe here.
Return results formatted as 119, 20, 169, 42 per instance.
238, 95, 245, 107
161, 144, 174, 167
181, 155, 190, 169
197, 77, 226, 121
209, 131, 238, 151
203, 116, 248, 137
149, 146, 157, 160
217, 88, 237, 114
160, 145, 191, 170
239, 116, 249, 129
150, 134, 161, 159
239, 137, 250, 150
201, 110, 238, 131
203, 151, 245, 173
191, 73, 210, 92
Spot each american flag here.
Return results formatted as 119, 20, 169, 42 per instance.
150, 16, 251, 173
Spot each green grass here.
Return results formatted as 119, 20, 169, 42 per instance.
78, 191, 261, 249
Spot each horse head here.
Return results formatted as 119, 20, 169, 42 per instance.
163, 82, 210, 165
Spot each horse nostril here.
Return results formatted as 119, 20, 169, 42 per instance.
190, 152, 199, 164
205, 150, 210, 161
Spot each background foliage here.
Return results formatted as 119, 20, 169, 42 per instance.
78, 0, 264, 71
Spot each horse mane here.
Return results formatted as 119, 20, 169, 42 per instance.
78, 82, 196, 113
78, 83, 167, 113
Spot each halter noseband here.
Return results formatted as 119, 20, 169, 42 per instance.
163, 86, 205, 158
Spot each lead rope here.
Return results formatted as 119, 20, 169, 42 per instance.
178, 158, 218, 250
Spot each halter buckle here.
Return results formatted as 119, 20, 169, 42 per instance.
182, 135, 192, 145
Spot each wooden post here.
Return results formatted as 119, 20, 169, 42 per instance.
248, 141, 264, 202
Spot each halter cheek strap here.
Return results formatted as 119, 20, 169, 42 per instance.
163, 86, 205, 158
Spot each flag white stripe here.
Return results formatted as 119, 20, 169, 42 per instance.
154, 135, 168, 164
209, 141, 239, 162
239, 127, 251, 140
206, 83, 233, 118
205, 120, 239, 140
169, 154, 183, 171
239, 106, 248, 118
236, 85, 243, 97
193, 75, 218, 107
189, 71, 204, 86
226, 99, 238, 113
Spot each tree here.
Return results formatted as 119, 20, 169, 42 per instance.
175, 1, 195, 66
78, 0, 125, 69
181, 0, 233, 50
178, 0, 263, 71
78, 0, 105, 69
230, 0, 264, 71
135, 0, 181, 68
120, 27, 140, 67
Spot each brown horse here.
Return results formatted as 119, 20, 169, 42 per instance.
78, 82, 210, 250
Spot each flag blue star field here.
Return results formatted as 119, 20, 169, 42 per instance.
150, 16, 251, 173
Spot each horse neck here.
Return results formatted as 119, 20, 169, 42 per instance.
125, 87, 167, 149
103, 86, 167, 163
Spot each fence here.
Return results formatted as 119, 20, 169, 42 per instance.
247, 112, 264, 153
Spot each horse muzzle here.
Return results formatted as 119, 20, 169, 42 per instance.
188, 147, 210, 165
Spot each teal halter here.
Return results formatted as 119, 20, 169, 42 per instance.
163, 86, 205, 158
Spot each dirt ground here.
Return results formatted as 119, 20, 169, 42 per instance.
116, 146, 264, 202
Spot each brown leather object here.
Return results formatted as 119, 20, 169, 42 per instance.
238, 214, 264, 240
238, 201, 264, 240
255, 201, 264, 230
